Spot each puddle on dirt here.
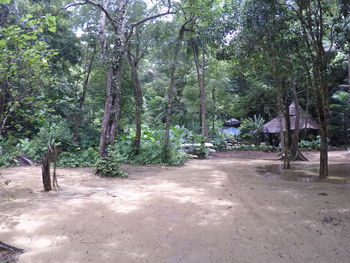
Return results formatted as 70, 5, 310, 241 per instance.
256, 163, 350, 184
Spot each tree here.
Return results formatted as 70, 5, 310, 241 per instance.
62, 0, 181, 156
0, 14, 57, 136
163, 20, 191, 162
289, 0, 342, 177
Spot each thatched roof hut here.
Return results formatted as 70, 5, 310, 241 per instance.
262, 102, 320, 134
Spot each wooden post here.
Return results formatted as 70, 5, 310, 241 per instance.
41, 154, 52, 191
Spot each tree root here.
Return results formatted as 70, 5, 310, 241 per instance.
291, 150, 308, 161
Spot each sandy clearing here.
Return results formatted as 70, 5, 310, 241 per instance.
0, 151, 349, 263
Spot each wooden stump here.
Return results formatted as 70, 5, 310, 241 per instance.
41, 155, 52, 191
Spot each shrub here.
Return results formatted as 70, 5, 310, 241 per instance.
13, 121, 74, 162
95, 145, 127, 177
239, 115, 265, 145
190, 135, 209, 158
210, 128, 238, 151
299, 138, 320, 151
57, 147, 98, 167
229, 144, 278, 152
117, 125, 189, 166
0, 137, 16, 167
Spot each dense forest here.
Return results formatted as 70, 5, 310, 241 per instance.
0, 0, 349, 178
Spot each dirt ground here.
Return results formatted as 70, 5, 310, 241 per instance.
1, 151, 350, 263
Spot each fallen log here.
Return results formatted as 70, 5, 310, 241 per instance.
0, 241, 24, 253
15, 155, 35, 166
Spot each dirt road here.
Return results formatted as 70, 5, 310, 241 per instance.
1, 151, 350, 263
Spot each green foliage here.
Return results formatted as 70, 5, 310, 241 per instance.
95, 145, 127, 177
210, 128, 237, 150
13, 121, 73, 161
0, 0, 348, 171
191, 135, 209, 158
117, 126, 189, 166
0, 13, 58, 136
238, 115, 265, 145
329, 91, 350, 145
299, 138, 321, 151
230, 144, 278, 152
57, 148, 98, 167
0, 137, 15, 167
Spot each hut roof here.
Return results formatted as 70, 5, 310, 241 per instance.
262, 102, 320, 134
223, 118, 241, 127
288, 101, 302, 116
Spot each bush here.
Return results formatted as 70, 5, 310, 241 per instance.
229, 144, 278, 152
15, 138, 44, 161
117, 125, 189, 166
0, 137, 16, 167
299, 138, 320, 151
239, 115, 265, 145
13, 121, 75, 162
95, 145, 127, 177
57, 147, 98, 167
210, 128, 237, 151
191, 135, 209, 158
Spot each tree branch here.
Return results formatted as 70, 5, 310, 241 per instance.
53, 1, 115, 27
125, 7, 189, 43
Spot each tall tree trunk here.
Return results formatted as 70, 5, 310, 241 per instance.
127, 51, 142, 155
99, 69, 113, 156
277, 89, 290, 169
317, 82, 329, 178
314, 49, 329, 178
212, 86, 216, 132
163, 23, 188, 161
290, 84, 308, 161
80, 46, 97, 109
98, 0, 110, 56
0, 76, 8, 136
296, 0, 329, 178
348, 51, 350, 97
99, 49, 123, 156
191, 40, 208, 138
71, 46, 97, 142
345, 51, 350, 145
98, 1, 128, 156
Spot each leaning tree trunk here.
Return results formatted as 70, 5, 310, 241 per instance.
127, 51, 142, 155
163, 23, 188, 161
290, 84, 308, 161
